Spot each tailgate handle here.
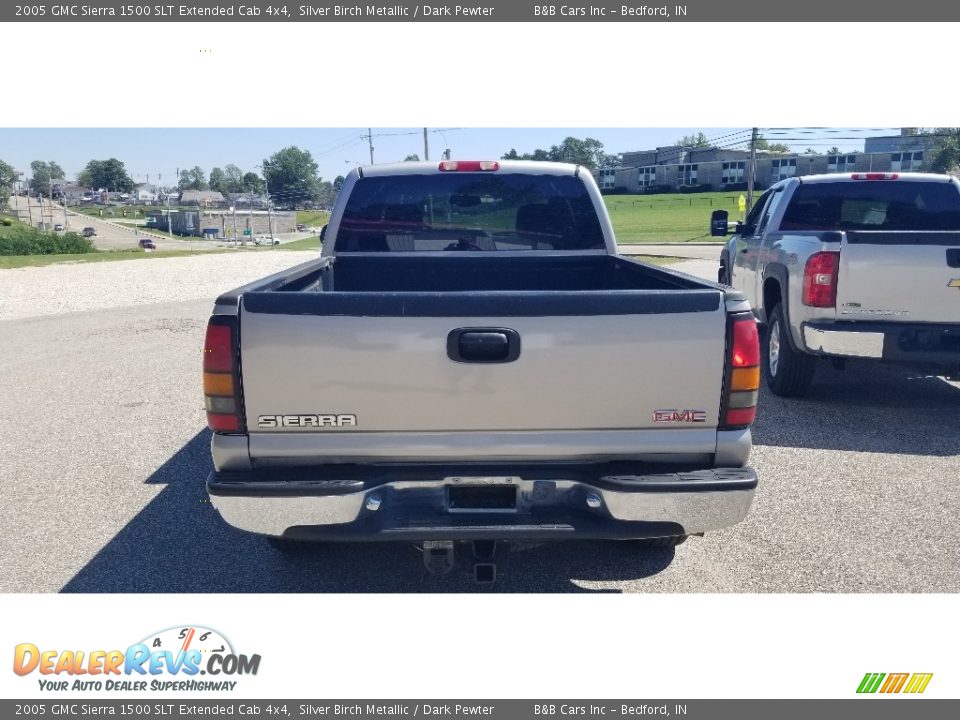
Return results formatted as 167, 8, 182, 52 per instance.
947, 249, 960, 268
447, 328, 521, 364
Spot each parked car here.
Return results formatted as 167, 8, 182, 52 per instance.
203, 160, 760, 578
53, 224, 64, 232
138, 238, 156, 250
713, 172, 960, 396
296, 223, 307, 232
82, 226, 97, 237
253, 235, 280, 246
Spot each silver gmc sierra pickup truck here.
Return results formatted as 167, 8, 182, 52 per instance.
202, 160, 760, 576
713, 172, 960, 397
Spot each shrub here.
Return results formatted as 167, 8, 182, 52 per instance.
0, 225, 96, 256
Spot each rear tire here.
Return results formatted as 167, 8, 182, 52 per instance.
764, 303, 816, 397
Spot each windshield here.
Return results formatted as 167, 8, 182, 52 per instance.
781, 180, 960, 231
334, 173, 605, 252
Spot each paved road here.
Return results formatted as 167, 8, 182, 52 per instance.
8, 195, 200, 251
0, 255, 957, 593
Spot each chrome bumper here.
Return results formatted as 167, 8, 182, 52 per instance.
802, 321, 960, 369
207, 467, 757, 541
802, 325, 884, 358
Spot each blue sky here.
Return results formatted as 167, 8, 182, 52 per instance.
0, 127, 872, 185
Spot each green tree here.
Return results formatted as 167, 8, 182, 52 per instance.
675, 132, 711, 148
753, 137, 791, 153
178, 166, 208, 191
314, 180, 337, 208
242, 172, 264, 194
501, 136, 611, 170
403, 154, 420, 161
223, 164, 244, 193
78, 158, 134, 192
263, 146, 320, 208
0, 158, 16, 200
921, 128, 960, 174
333, 175, 345, 192
827, 146, 841, 155
209, 167, 226, 193
29, 160, 65, 196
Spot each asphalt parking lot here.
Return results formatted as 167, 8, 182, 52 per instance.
1, 252, 958, 593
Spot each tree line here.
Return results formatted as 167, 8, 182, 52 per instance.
0, 146, 347, 209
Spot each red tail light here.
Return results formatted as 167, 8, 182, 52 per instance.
802, 251, 840, 307
203, 317, 244, 433
721, 315, 760, 429
438, 160, 499, 172
851, 173, 899, 180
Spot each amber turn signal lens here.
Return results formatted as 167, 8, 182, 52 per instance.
730, 366, 760, 392
203, 372, 234, 396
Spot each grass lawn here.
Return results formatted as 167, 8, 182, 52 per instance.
628, 255, 685, 266
296, 210, 331, 227
605, 191, 745, 243
283, 236, 323, 251
0, 248, 231, 269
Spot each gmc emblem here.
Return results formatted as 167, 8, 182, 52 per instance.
653, 409, 707, 423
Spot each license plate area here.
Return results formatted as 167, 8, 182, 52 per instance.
446, 477, 518, 513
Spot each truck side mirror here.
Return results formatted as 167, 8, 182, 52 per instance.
320, 224, 327, 243
710, 210, 729, 237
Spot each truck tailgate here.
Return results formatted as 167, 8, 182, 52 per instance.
837, 231, 960, 323
238, 291, 727, 443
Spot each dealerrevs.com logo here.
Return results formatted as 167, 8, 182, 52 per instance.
13, 626, 261, 692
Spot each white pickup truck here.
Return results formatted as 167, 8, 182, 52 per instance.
714, 173, 960, 397
202, 160, 760, 576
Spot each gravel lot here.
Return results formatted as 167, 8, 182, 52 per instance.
1, 252, 957, 593
0, 251, 317, 321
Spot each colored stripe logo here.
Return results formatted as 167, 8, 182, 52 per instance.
857, 672, 933, 694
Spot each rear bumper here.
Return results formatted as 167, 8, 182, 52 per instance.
207, 464, 757, 542
802, 321, 960, 369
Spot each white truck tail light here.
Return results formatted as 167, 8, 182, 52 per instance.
851, 173, 899, 180
203, 317, 245, 433
802, 251, 841, 307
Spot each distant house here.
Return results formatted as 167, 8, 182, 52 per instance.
179, 190, 225, 207
225, 192, 270, 210
133, 184, 158, 204
58, 183, 94, 204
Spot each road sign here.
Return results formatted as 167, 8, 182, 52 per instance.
243, 228, 252, 236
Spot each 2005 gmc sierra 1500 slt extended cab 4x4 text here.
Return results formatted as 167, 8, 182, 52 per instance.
712, 172, 960, 397
202, 160, 760, 577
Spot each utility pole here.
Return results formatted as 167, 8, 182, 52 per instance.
27, 188, 33, 226
166, 194, 173, 237
746, 127, 758, 214
423, 127, 430, 161
367, 128, 375, 164
232, 205, 238, 244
